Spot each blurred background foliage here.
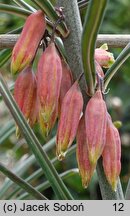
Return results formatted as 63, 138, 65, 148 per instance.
0, 0, 130, 199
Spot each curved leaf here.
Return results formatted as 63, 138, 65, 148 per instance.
104, 42, 130, 90
81, 0, 108, 96
13, 0, 36, 12
55, 37, 67, 60
4, 144, 76, 199
0, 4, 31, 18
78, 0, 90, 10
0, 121, 15, 145
0, 136, 56, 199
0, 49, 12, 68
3, 144, 76, 199
18, 169, 79, 200
0, 163, 47, 200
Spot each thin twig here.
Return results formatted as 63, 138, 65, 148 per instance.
0, 34, 130, 49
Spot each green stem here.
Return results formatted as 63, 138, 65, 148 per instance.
104, 42, 130, 90
0, 163, 47, 200
57, 0, 89, 109
0, 74, 73, 200
32, 0, 69, 37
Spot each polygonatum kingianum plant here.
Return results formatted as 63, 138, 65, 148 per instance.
11, 9, 121, 191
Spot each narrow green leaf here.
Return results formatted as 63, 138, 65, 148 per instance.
0, 83, 14, 102
55, 37, 67, 61
13, 0, 36, 12
32, 0, 69, 37
125, 179, 130, 200
104, 42, 130, 90
0, 74, 73, 200
7, 26, 23, 34
0, 5, 58, 39
0, 49, 12, 68
0, 121, 15, 145
0, 137, 56, 199
81, 0, 108, 96
3, 144, 76, 199
18, 169, 79, 200
0, 4, 31, 18
78, 0, 90, 10
6, 145, 76, 199
0, 163, 47, 200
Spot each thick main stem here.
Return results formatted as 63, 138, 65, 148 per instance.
57, 0, 89, 107
57, 0, 124, 200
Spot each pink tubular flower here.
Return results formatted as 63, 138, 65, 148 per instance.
102, 114, 121, 191
58, 59, 73, 115
11, 10, 46, 74
37, 42, 62, 137
85, 90, 107, 165
76, 116, 96, 188
14, 65, 37, 127
56, 81, 83, 160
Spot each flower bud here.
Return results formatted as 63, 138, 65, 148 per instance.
76, 116, 96, 188
11, 10, 46, 74
85, 90, 107, 165
37, 42, 62, 137
14, 65, 37, 126
102, 114, 121, 191
95, 44, 115, 68
58, 59, 73, 115
56, 81, 83, 160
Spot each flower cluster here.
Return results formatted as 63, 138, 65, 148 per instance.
11, 10, 121, 191
77, 90, 121, 191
